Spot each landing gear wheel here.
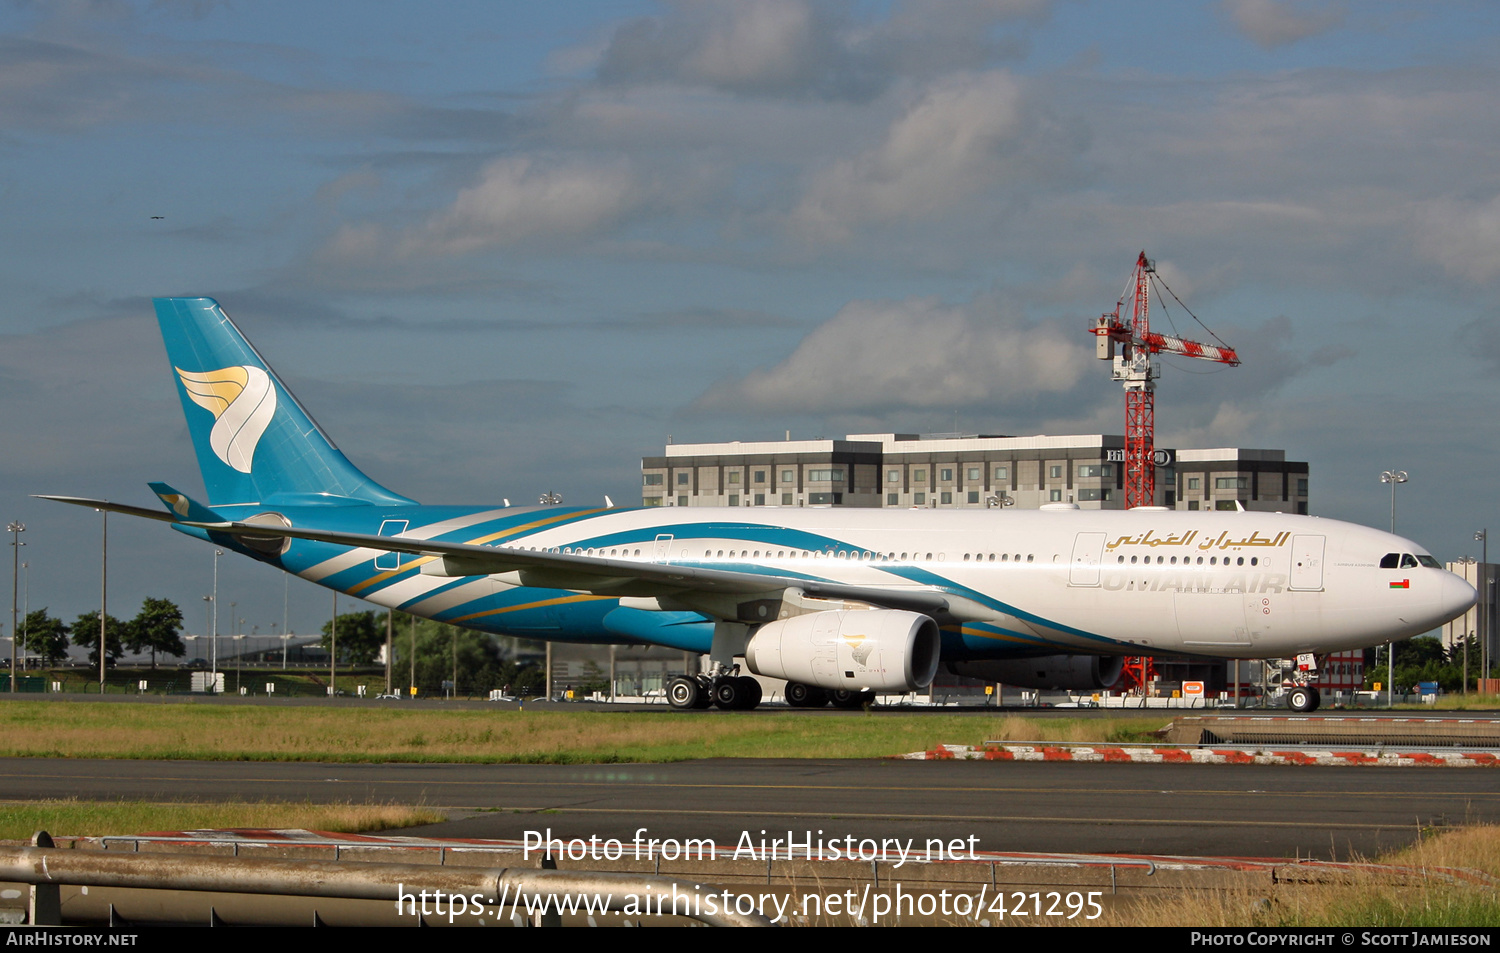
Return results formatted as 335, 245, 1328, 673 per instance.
736, 676, 762, 710
691, 675, 715, 709
1287, 686, 1320, 713
829, 689, 876, 710
667, 676, 700, 710
713, 678, 743, 710
712, 676, 765, 710
784, 682, 828, 708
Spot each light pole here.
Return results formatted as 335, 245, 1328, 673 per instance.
1379, 471, 1406, 707
20, 561, 27, 672
97, 510, 107, 692
1458, 556, 1477, 694
8, 521, 23, 691
211, 550, 221, 685
1479, 529, 1490, 690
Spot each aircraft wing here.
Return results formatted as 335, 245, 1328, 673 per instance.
37, 495, 963, 620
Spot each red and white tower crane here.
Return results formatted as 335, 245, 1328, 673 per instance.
1092, 252, 1241, 509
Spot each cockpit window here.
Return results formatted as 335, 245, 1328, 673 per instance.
1380, 553, 1399, 569
1417, 554, 1442, 569
1400, 554, 1419, 569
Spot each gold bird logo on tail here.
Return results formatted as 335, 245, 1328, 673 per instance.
175, 365, 277, 474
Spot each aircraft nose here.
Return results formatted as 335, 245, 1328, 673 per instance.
1437, 570, 1478, 622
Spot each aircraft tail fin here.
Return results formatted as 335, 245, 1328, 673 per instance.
153, 298, 416, 508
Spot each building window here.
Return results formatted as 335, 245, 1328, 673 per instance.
1297, 479, 1308, 496
913, 469, 927, 482
1215, 499, 1240, 511
728, 494, 739, 506
809, 492, 843, 505
940, 492, 952, 505
914, 492, 926, 505
966, 467, 981, 481
994, 465, 1008, 480
754, 470, 766, 483
677, 472, 690, 486
677, 495, 689, 506
782, 470, 794, 483
754, 493, 765, 506
808, 468, 845, 482
887, 470, 901, 483
1049, 465, 1063, 479
781, 493, 793, 505
1078, 464, 1113, 478
940, 468, 953, 482
967, 491, 979, 504
643, 473, 663, 486
1078, 488, 1112, 502
1188, 477, 1200, 490
1049, 489, 1062, 502
1216, 477, 1249, 490
887, 493, 900, 505
1188, 500, 1199, 511
727, 472, 741, 484
643, 497, 663, 506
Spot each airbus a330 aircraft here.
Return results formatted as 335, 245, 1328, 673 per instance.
45, 299, 1476, 713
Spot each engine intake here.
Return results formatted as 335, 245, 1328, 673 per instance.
745, 609, 940, 692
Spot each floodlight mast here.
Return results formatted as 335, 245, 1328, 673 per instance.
1092, 252, 1241, 509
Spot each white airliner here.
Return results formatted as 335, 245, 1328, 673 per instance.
44, 299, 1476, 713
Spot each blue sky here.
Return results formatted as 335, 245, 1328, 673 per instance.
2, 0, 1498, 641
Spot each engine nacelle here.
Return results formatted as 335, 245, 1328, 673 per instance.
744, 609, 940, 693
946, 655, 1125, 691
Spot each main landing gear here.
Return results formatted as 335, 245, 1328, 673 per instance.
784, 682, 876, 709
667, 674, 763, 711
1286, 685, 1321, 713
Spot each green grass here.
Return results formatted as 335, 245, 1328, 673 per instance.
0, 799, 445, 841
0, 701, 1167, 764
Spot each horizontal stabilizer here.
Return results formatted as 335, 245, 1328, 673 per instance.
147, 482, 226, 523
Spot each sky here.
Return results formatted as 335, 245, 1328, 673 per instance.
2, 0, 1498, 644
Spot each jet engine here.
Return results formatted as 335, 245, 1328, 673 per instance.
946, 655, 1125, 690
744, 609, 940, 693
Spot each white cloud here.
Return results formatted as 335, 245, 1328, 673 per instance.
789, 70, 1027, 239
1222, 0, 1345, 50
698, 293, 1086, 413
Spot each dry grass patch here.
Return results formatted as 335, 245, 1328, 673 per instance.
1085, 825, 1500, 928
0, 702, 1166, 763
0, 799, 445, 841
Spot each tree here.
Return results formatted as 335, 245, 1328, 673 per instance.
70, 610, 126, 669
389, 614, 541, 697
126, 597, 186, 670
321, 611, 384, 666
20, 609, 69, 666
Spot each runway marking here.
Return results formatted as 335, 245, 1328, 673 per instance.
430, 805, 1423, 831
4, 769, 1499, 803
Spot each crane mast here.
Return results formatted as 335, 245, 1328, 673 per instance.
1092, 252, 1240, 509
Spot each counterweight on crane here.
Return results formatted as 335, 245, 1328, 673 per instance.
1092, 252, 1240, 510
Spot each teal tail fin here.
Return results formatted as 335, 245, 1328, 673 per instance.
154, 297, 416, 508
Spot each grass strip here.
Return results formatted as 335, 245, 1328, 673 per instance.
0, 701, 1165, 763
0, 799, 445, 841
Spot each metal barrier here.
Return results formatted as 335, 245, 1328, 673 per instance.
2, 833, 773, 927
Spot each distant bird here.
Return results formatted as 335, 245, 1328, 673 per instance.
150, 215, 165, 220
